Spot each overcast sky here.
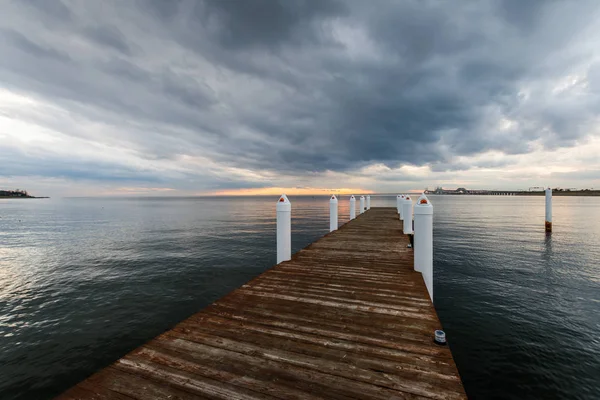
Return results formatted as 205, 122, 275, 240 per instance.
2, 0, 600, 196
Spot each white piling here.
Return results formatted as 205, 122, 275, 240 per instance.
545, 187, 552, 233
366, 195, 371, 210
396, 195, 401, 215
276, 194, 291, 264
359, 196, 365, 214
403, 195, 413, 234
399, 195, 405, 220
329, 195, 338, 232
414, 194, 433, 301
349, 195, 356, 220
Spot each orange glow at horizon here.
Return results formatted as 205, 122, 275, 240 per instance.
211, 187, 375, 196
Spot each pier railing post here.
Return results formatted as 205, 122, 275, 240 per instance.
403, 195, 413, 234
350, 195, 356, 220
277, 194, 291, 263
330, 195, 338, 232
396, 195, 401, 216
359, 196, 365, 214
399, 195, 405, 220
366, 195, 371, 210
545, 187, 552, 233
414, 194, 433, 301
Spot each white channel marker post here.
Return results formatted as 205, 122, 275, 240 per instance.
359, 196, 365, 214
276, 194, 291, 264
545, 187, 552, 233
366, 195, 371, 210
349, 195, 356, 220
403, 195, 413, 234
414, 194, 433, 301
329, 195, 338, 232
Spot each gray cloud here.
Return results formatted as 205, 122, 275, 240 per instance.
21, 0, 73, 23
199, 0, 346, 50
1, 0, 600, 189
83, 25, 135, 55
1, 28, 72, 62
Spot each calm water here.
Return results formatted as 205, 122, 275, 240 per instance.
1, 196, 599, 399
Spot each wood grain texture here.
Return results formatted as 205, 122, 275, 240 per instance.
57, 207, 466, 400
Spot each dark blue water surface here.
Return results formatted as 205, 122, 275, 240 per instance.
1, 195, 599, 399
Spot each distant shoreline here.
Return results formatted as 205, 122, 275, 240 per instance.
0, 196, 49, 199
427, 191, 600, 196
514, 191, 600, 196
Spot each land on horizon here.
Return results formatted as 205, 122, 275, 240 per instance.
424, 187, 600, 196
0, 189, 48, 199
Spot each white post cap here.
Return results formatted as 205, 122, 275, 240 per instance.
414, 193, 433, 215
277, 194, 291, 211
330, 194, 338, 203
350, 195, 355, 199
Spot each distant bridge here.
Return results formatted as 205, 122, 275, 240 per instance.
423, 188, 544, 196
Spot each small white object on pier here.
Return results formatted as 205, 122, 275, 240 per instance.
276, 194, 291, 263
349, 195, 356, 220
414, 193, 433, 301
359, 196, 365, 214
366, 195, 371, 210
329, 195, 338, 232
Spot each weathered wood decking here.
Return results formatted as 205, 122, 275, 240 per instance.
57, 207, 465, 400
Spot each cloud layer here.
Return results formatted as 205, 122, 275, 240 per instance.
1, 0, 600, 195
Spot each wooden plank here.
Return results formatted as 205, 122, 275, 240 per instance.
57, 207, 466, 400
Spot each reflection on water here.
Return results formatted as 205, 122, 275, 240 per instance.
1, 195, 599, 399
433, 195, 600, 400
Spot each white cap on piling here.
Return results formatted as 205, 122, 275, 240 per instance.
277, 194, 291, 211
350, 195, 355, 199
330, 194, 338, 203
414, 193, 432, 214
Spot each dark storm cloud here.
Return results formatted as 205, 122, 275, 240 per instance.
1, 0, 600, 186
199, 0, 347, 49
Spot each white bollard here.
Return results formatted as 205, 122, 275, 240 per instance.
403, 195, 413, 234
399, 195, 405, 220
359, 196, 365, 214
349, 195, 356, 220
396, 195, 401, 215
545, 187, 552, 233
276, 194, 291, 263
329, 195, 338, 232
414, 194, 433, 301
366, 195, 371, 210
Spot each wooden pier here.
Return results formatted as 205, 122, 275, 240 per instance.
57, 207, 465, 400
